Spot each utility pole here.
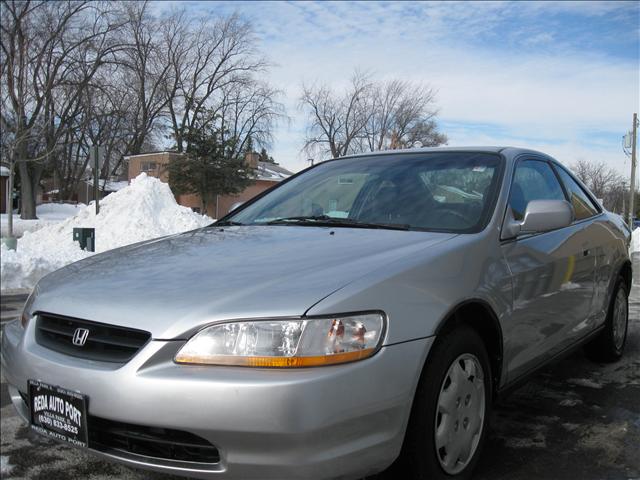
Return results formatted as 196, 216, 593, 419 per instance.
90, 144, 102, 215
628, 113, 637, 227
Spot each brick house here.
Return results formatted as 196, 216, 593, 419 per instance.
125, 151, 293, 218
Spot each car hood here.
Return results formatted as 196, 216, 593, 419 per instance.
34, 225, 455, 339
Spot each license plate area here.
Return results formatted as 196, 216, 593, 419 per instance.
28, 380, 88, 447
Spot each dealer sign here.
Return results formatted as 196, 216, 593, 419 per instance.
28, 380, 89, 447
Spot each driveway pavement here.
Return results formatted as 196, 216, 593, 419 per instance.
1, 255, 639, 480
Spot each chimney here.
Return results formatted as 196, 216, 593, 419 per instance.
244, 151, 259, 169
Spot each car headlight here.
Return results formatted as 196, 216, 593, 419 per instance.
21, 288, 38, 328
175, 312, 386, 367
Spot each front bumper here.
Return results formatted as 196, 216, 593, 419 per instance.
1, 318, 433, 480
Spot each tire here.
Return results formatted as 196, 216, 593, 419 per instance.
393, 325, 492, 480
585, 275, 629, 363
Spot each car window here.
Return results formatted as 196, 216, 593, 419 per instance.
553, 165, 600, 220
509, 160, 565, 221
228, 152, 504, 233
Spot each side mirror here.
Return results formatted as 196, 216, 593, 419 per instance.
504, 199, 574, 238
229, 201, 244, 213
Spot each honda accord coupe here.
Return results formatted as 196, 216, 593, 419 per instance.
2, 147, 632, 480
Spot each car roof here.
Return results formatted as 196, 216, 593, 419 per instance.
340, 146, 555, 162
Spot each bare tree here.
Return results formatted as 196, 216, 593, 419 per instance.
217, 79, 284, 158
300, 71, 374, 159
52, 76, 130, 199
1, 2, 281, 219
300, 71, 447, 160
1, 0, 127, 219
571, 159, 625, 212
116, 3, 180, 157
47, 1, 182, 192
167, 13, 270, 153
362, 79, 446, 151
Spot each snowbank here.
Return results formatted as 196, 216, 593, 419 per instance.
1, 174, 212, 291
1, 203, 85, 237
632, 227, 640, 255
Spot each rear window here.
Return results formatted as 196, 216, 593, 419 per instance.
554, 166, 600, 220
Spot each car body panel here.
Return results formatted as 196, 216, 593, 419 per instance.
591, 215, 633, 313
500, 222, 596, 380
34, 226, 455, 340
306, 232, 512, 360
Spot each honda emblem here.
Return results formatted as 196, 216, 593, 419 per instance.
72, 328, 90, 347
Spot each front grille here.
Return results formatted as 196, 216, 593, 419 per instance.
35, 313, 151, 363
19, 393, 219, 465
89, 417, 220, 464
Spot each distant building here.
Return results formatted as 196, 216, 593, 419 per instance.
78, 178, 129, 204
42, 178, 129, 205
125, 151, 293, 218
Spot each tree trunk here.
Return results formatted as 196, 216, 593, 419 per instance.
6, 163, 15, 238
18, 161, 41, 220
15, 135, 38, 219
19, 162, 36, 219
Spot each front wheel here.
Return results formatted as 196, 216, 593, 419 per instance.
585, 276, 629, 363
395, 325, 492, 480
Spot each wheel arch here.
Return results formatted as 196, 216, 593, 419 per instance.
433, 299, 504, 394
619, 260, 632, 293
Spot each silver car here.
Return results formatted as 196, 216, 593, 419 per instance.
2, 147, 632, 480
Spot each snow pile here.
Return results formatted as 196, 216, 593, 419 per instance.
36, 202, 87, 219
1, 203, 85, 237
1, 173, 212, 291
632, 227, 640, 254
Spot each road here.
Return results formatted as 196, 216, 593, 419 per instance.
1, 255, 639, 479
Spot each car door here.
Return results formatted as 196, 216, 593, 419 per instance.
551, 163, 605, 326
501, 158, 595, 382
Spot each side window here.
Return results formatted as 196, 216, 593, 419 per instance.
510, 160, 565, 221
554, 166, 599, 220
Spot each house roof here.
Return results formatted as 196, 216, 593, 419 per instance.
123, 151, 180, 160
84, 178, 129, 192
256, 161, 293, 181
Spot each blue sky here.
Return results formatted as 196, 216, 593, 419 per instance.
152, 1, 639, 176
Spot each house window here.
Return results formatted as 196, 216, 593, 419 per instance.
141, 162, 157, 172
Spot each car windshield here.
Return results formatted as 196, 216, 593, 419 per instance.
226, 152, 503, 233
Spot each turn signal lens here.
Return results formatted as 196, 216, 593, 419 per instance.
175, 313, 386, 367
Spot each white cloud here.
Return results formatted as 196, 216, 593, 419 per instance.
150, 1, 639, 177
250, 2, 638, 175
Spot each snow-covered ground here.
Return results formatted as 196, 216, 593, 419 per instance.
1, 174, 213, 292
1, 203, 84, 238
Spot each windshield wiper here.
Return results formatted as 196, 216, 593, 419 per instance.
211, 220, 244, 227
266, 215, 332, 224
264, 215, 411, 231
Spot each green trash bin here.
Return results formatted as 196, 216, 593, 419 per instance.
73, 228, 95, 252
